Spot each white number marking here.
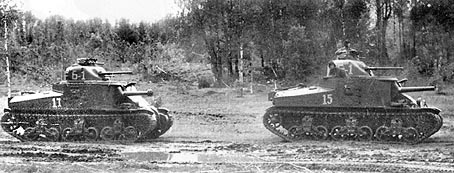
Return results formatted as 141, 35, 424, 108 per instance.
52, 98, 62, 108
323, 94, 333, 105
71, 70, 86, 80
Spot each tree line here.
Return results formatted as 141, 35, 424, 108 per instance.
1, 0, 454, 86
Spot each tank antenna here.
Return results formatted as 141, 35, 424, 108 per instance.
3, 15, 11, 98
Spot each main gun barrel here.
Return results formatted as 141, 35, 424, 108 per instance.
99, 71, 133, 75
122, 89, 154, 96
365, 67, 404, 70
398, 86, 435, 93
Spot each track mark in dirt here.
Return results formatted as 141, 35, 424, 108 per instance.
0, 143, 122, 162
170, 111, 256, 119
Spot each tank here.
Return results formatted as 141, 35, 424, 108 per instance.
264, 58, 442, 144
1, 58, 173, 142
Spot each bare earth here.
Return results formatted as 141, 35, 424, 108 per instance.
1, 84, 454, 173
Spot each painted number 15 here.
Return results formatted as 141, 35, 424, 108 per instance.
323, 94, 333, 105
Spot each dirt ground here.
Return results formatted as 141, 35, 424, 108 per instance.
1, 84, 454, 173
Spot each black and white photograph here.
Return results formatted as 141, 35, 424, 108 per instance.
0, 0, 453, 172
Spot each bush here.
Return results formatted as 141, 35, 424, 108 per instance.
197, 77, 211, 89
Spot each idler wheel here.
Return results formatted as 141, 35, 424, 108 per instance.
100, 126, 115, 141
358, 126, 373, 141
330, 126, 344, 141
375, 126, 389, 142
313, 125, 328, 140
47, 127, 60, 142
403, 127, 419, 143
123, 126, 139, 141
85, 127, 99, 141
288, 126, 303, 140
61, 128, 73, 141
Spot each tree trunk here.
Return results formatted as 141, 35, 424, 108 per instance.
205, 37, 223, 86
239, 44, 244, 83
227, 51, 234, 78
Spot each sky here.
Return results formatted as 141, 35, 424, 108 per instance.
19, 0, 180, 23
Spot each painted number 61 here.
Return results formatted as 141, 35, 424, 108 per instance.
323, 94, 333, 105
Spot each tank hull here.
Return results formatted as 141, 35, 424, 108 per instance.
263, 106, 442, 144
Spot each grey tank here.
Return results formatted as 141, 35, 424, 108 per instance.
1, 58, 173, 142
264, 59, 442, 144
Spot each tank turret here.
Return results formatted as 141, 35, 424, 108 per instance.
1, 58, 173, 142
264, 55, 442, 144
64, 58, 136, 81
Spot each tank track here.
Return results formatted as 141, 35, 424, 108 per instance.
1, 109, 157, 142
263, 106, 443, 144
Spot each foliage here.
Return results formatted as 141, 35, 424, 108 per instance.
1, 0, 454, 88
410, 0, 454, 82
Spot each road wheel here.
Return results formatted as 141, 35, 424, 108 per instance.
124, 126, 139, 141
330, 126, 344, 141
47, 127, 60, 142
313, 125, 328, 140
375, 126, 389, 142
85, 127, 98, 141
100, 126, 114, 141
403, 127, 419, 143
358, 126, 373, 141
61, 128, 73, 141
24, 127, 37, 141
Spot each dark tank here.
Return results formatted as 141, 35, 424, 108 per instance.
1, 58, 173, 142
264, 57, 442, 144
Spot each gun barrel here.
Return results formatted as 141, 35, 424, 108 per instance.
365, 67, 404, 70
398, 86, 435, 93
122, 90, 154, 96
99, 71, 133, 75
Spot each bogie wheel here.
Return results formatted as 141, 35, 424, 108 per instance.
47, 127, 60, 142
330, 126, 344, 141
403, 127, 419, 143
124, 126, 139, 141
375, 126, 389, 142
85, 127, 98, 141
146, 129, 162, 139
288, 126, 303, 140
358, 126, 373, 141
23, 127, 37, 141
1, 113, 20, 132
100, 126, 115, 141
313, 125, 328, 140
61, 128, 73, 141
